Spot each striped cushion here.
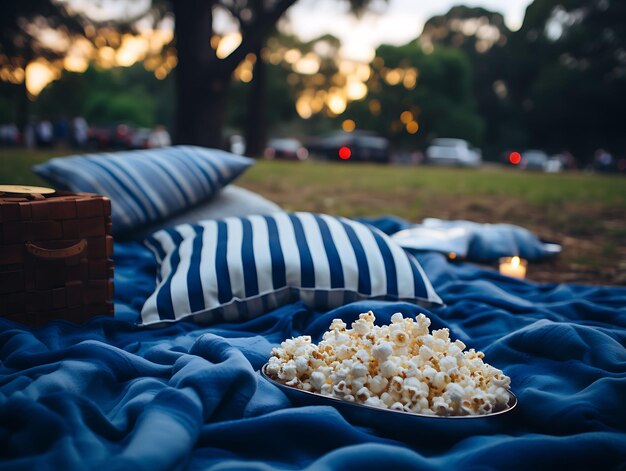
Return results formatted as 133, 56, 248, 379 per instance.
34, 146, 254, 235
141, 212, 442, 326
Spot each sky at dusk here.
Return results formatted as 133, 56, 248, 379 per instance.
281, 0, 533, 61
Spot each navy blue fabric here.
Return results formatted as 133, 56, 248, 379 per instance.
289, 213, 316, 289
313, 214, 344, 289
1, 233, 625, 469
34, 146, 254, 235
361, 216, 561, 262
342, 220, 371, 294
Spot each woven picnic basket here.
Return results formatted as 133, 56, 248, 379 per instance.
0, 186, 114, 325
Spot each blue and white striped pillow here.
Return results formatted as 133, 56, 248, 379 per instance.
34, 146, 254, 235
141, 212, 442, 325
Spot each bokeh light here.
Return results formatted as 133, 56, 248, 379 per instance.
25, 60, 58, 96
293, 53, 320, 75
64, 55, 88, 72
406, 121, 419, 134
342, 119, 356, 132
509, 152, 521, 165
369, 99, 381, 115
296, 96, 313, 119
400, 110, 413, 124
327, 91, 347, 115
284, 49, 301, 64
384, 68, 402, 85
403, 68, 418, 89
216, 32, 242, 59
346, 78, 367, 100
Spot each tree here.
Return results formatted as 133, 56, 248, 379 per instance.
2, 0, 386, 150
419, 6, 514, 158
343, 42, 484, 150
171, 0, 385, 150
227, 40, 301, 141
507, 0, 626, 162
0, 1, 76, 128
0, 0, 165, 128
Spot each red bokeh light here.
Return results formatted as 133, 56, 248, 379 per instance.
509, 151, 521, 165
338, 146, 351, 160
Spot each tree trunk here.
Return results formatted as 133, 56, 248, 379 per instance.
173, 0, 229, 148
17, 75, 30, 134
244, 45, 267, 157
17, 49, 33, 134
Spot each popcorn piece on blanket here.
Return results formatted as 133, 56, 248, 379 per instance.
267, 311, 511, 416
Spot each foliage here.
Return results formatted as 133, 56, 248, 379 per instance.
84, 92, 154, 127
507, 0, 626, 162
0, 81, 21, 123
0, 1, 82, 65
0, 1, 163, 68
0, 0, 167, 130
33, 65, 172, 127
419, 6, 514, 159
344, 43, 484, 148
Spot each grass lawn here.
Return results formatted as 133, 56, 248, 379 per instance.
2, 148, 625, 286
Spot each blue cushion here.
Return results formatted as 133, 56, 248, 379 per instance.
33, 146, 254, 235
391, 218, 561, 262
140, 212, 442, 325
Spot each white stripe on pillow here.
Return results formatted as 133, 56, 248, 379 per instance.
273, 212, 302, 288
140, 212, 443, 326
250, 215, 274, 295
34, 146, 254, 235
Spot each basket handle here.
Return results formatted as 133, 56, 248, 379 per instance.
26, 239, 87, 260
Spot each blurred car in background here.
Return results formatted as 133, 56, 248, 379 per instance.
264, 138, 308, 161
308, 131, 390, 163
425, 138, 482, 167
506, 150, 548, 171
506, 150, 565, 172
544, 156, 564, 173
520, 150, 548, 171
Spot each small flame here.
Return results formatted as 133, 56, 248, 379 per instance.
511, 256, 520, 267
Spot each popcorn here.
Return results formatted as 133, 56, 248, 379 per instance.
380, 360, 399, 378
266, 310, 512, 416
310, 371, 326, 391
278, 361, 297, 381
372, 341, 394, 361
350, 376, 367, 391
391, 330, 409, 347
351, 362, 368, 378
369, 375, 389, 395
352, 319, 370, 335
355, 386, 372, 402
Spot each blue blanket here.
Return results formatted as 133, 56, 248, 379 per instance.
1, 226, 625, 470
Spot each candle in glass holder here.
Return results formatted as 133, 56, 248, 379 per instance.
499, 256, 527, 279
